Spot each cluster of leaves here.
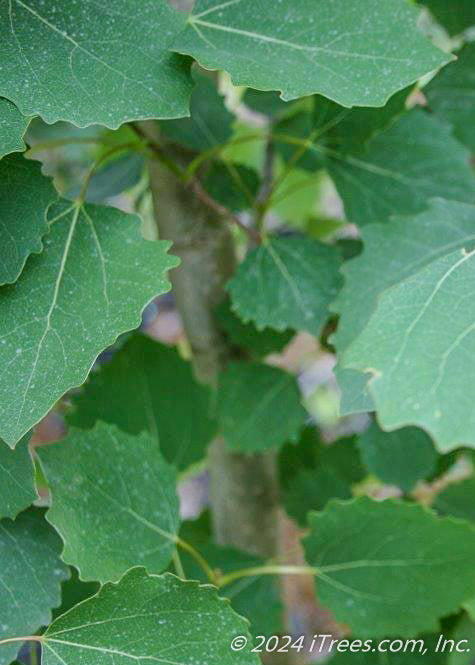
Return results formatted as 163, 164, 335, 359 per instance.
3, 1, 475, 664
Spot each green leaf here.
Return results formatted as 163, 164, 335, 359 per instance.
0, 153, 57, 285
0, 433, 36, 520
0, 200, 178, 448
448, 613, 475, 665
419, 0, 475, 35
274, 88, 411, 171
67, 153, 145, 204
160, 71, 234, 151
327, 109, 475, 226
357, 423, 437, 492
279, 427, 322, 484
38, 422, 180, 583
274, 111, 323, 172
216, 361, 306, 452
172, 0, 450, 108
434, 478, 475, 523
215, 299, 293, 358
0, 0, 192, 129
40, 567, 259, 665
0, 508, 69, 665
280, 428, 365, 485
333, 199, 475, 417
243, 88, 293, 118
68, 333, 216, 471
204, 162, 259, 212
426, 44, 475, 153
303, 497, 475, 637
180, 537, 283, 638
52, 567, 99, 620
334, 366, 374, 416
0, 97, 30, 158
285, 467, 352, 526
313, 86, 412, 153
343, 243, 475, 452
227, 234, 342, 334
281, 431, 365, 525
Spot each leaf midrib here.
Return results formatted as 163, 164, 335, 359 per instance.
189, 15, 411, 64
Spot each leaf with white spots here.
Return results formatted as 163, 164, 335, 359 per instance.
0, 508, 69, 665
343, 239, 475, 452
0, 200, 179, 448
0, 0, 193, 128
0, 98, 31, 159
172, 0, 450, 107
38, 423, 180, 583
303, 497, 475, 636
0, 153, 57, 285
227, 234, 342, 335
39, 567, 259, 665
0, 433, 36, 520
333, 199, 475, 418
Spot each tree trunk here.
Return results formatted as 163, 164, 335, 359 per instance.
145, 137, 280, 556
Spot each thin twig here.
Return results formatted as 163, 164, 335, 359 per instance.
129, 122, 186, 180
191, 179, 261, 243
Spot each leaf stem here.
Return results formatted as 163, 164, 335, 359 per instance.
190, 179, 261, 244
0, 636, 44, 648
184, 132, 265, 179
175, 536, 217, 585
172, 549, 186, 579
217, 564, 319, 588
129, 122, 187, 181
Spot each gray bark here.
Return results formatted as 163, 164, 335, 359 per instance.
145, 135, 280, 556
